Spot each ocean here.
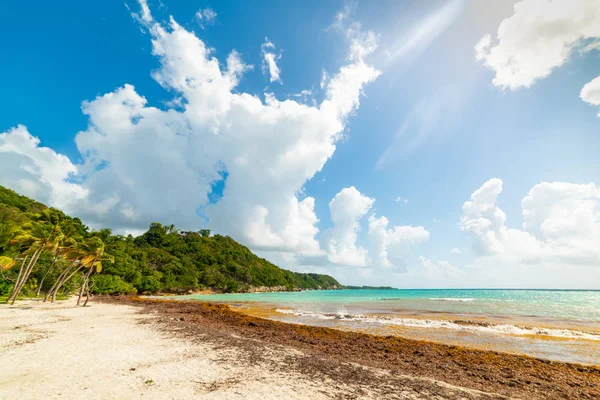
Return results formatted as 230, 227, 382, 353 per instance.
175, 289, 600, 365
178, 288, 600, 321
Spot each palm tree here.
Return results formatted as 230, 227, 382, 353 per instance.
71, 237, 114, 306
43, 239, 86, 303
36, 225, 81, 297
6, 217, 63, 304
44, 257, 82, 303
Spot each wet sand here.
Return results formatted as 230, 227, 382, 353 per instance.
230, 302, 600, 366
122, 296, 600, 399
2, 297, 600, 399
0, 298, 509, 400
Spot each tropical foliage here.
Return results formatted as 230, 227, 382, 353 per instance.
0, 185, 340, 302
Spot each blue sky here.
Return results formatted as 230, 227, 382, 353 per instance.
1, 0, 600, 288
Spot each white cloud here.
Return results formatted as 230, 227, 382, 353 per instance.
395, 196, 408, 205
316, 187, 428, 269
330, 4, 378, 62
0, 0, 380, 253
347, 26, 378, 62
580, 75, 600, 117
320, 69, 329, 89
368, 214, 429, 270
450, 247, 462, 254
0, 125, 88, 210
461, 178, 600, 266
475, 0, 600, 90
322, 187, 374, 267
261, 38, 282, 83
289, 90, 315, 106
195, 8, 217, 29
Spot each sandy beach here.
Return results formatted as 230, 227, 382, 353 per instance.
1, 298, 599, 399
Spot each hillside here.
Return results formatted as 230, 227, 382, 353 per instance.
0, 185, 340, 296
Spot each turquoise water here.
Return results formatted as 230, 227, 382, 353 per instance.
176, 289, 600, 364
177, 289, 600, 323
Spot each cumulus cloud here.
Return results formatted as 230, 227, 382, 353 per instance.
461, 178, 600, 266
261, 38, 281, 83
580, 76, 600, 117
0, 1, 379, 255
317, 187, 429, 269
195, 8, 217, 29
368, 214, 429, 270
321, 187, 374, 266
475, 0, 600, 90
0, 125, 87, 210
450, 247, 462, 254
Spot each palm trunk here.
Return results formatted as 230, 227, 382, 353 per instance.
50, 263, 82, 303
36, 254, 59, 297
8, 255, 33, 303
9, 249, 41, 305
77, 266, 94, 306
43, 270, 64, 302
12, 249, 42, 304
6, 256, 28, 304
83, 280, 91, 307
44, 259, 76, 302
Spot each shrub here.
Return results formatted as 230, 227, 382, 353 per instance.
91, 275, 137, 295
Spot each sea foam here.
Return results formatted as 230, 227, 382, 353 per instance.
428, 298, 475, 302
275, 308, 600, 341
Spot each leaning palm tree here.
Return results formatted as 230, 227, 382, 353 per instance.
36, 226, 81, 297
6, 218, 63, 304
43, 240, 85, 303
81, 260, 104, 307
71, 237, 114, 306
44, 257, 82, 303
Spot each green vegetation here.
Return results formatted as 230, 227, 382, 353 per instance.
0, 185, 340, 302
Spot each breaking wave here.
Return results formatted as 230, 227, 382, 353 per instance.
275, 308, 600, 341
428, 298, 475, 302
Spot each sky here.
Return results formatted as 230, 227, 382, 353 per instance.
1, 0, 600, 288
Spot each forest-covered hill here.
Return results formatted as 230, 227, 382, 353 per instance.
0, 185, 340, 297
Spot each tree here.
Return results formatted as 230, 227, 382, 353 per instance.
6, 211, 64, 304
199, 229, 210, 237
71, 237, 114, 306
0, 186, 341, 298
36, 224, 81, 297
44, 257, 82, 303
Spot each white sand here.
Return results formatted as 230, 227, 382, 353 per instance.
0, 299, 498, 399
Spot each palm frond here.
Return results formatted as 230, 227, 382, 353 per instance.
0, 256, 15, 270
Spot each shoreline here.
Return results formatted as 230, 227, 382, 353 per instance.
119, 296, 600, 399
246, 303, 600, 366
153, 293, 600, 366
1, 298, 382, 399
2, 297, 599, 399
